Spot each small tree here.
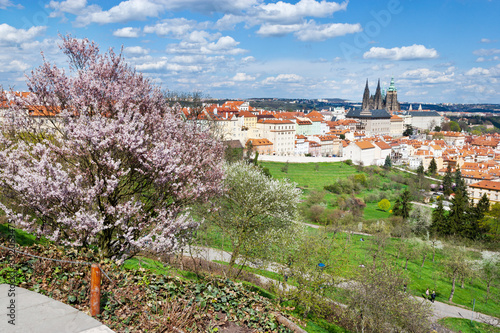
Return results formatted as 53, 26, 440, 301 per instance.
383, 155, 392, 169
480, 255, 500, 303
378, 199, 391, 212
428, 158, 437, 176
392, 189, 413, 220
200, 162, 300, 274
345, 262, 431, 332
408, 205, 432, 236
442, 164, 453, 196
430, 196, 447, 236
442, 246, 470, 302
281, 161, 289, 173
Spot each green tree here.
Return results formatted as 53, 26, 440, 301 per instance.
403, 125, 413, 137
453, 166, 466, 193
416, 162, 425, 188
345, 262, 431, 332
447, 187, 470, 236
442, 164, 453, 196
480, 255, 500, 303
442, 246, 471, 302
428, 158, 437, 176
384, 155, 392, 169
408, 205, 432, 236
450, 121, 461, 132
430, 196, 448, 236
378, 198, 391, 212
392, 189, 413, 220
467, 194, 490, 239
200, 162, 300, 274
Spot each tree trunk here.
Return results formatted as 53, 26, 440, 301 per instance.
421, 254, 426, 268
486, 281, 491, 303
432, 249, 435, 262
449, 273, 456, 302
461, 277, 465, 289
405, 258, 409, 270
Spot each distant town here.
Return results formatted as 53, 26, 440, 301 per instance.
3, 77, 500, 206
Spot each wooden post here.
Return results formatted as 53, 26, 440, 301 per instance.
90, 264, 101, 316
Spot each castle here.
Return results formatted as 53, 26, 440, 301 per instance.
362, 77, 400, 112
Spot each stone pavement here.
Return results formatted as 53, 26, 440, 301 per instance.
0, 284, 114, 333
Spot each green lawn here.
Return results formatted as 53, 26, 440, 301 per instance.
259, 161, 410, 222
0, 223, 49, 246
438, 317, 500, 333
259, 161, 359, 191
324, 232, 500, 319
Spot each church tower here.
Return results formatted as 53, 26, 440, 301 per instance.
362, 79, 370, 111
373, 79, 383, 110
384, 77, 400, 112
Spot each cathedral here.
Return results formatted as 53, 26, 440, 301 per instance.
362, 78, 400, 112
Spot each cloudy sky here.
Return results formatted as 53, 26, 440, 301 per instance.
1, 0, 500, 103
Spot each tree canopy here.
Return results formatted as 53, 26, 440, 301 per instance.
0, 36, 225, 259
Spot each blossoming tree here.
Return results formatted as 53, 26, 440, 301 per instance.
200, 161, 300, 274
0, 36, 224, 259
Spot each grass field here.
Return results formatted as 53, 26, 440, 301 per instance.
259, 161, 359, 191
259, 161, 410, 222
438, 318, 500, 333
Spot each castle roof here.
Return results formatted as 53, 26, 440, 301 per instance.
346, 109, 391, 119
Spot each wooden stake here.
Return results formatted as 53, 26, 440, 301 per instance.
90, 264, 101, 316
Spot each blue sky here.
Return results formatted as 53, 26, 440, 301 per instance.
1, 0, 500, 104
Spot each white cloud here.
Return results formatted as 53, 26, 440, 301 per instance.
75, 0, 163, 26
257, 20, 361, 41
0, 59, 30, 72
48, 0, 87, 16
473, 48, 500, 57
480, 38, 496, 43
256, 23, 303, 37
295, 22, 362, 42
0, 24, 46, 44
401, 68, 454, 83
144, 18, 196, 39
135, 60, 167, 71
124, 46, 148, 55
262, 73, 303, 85
256, 0, 348, 25
363, 44, 439, 61
465, 64, 500, 77
233, 72, 255, 81
0, 0, 23, 9
198, 36, 247, 55
466, 67, 490, 76
113, 27, 141, 38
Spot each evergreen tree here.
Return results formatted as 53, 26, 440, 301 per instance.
454, 166, 466, 193
417, 162, 425, 176
467, 194, 490, 239
428, 158, 437, 176
384, 155, 392, 169
392, 189, 413, 220
430, 196, 447, 236
447, 188, 470, 236
442, 164, 453, 196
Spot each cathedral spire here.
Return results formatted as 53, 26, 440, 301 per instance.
362, 79, 370, 110
374, 79, 383, 109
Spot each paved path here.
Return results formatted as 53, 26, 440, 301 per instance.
190, 246, 500, 327
0, 284, 114, 333
394, 166, 441, 181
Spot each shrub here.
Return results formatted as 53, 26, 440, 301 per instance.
378, 199, 391, 211
364, 193, 379, 203
309, 204, 326, 222
344, 159, 353, 166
